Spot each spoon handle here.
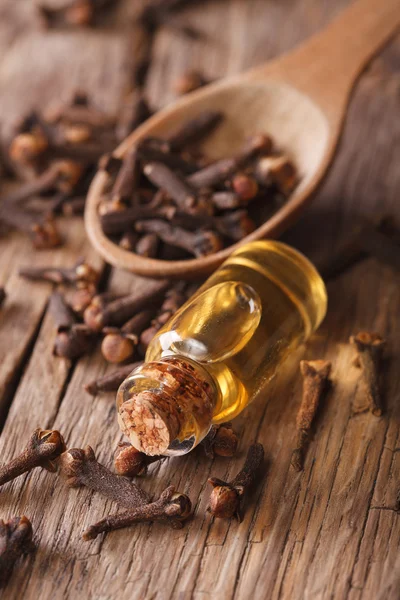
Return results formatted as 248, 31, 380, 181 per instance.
251, 0, 400, 118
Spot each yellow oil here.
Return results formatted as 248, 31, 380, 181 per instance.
145, 240, 327, 427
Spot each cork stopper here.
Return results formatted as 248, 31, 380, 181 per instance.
118, 390, 181, 455
117, 358, 216, 456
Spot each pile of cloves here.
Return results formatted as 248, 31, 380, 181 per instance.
0, 323, 393, 586
0, 421, 243, 552
98, 110, 299, 260
18, 260, 198, 367
0, 90, 152, 249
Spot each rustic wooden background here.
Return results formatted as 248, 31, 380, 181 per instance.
0, 1, 399, 598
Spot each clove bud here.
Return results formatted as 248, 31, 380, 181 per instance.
350, 332, 385, 416
208, 443, 264, 520
0, 517, 35, 589
0, 429, 66, 487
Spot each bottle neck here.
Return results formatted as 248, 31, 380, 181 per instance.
117, 356, 218, 456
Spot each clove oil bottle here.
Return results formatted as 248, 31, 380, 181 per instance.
117, 241, 327, 456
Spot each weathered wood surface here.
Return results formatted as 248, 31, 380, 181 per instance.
0, 1, 399, 598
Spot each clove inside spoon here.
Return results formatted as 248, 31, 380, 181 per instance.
85, 0, 400, 278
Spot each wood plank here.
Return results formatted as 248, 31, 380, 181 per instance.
0, 1, 399, 598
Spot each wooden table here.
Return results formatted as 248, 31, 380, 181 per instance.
0, 1, 399, 598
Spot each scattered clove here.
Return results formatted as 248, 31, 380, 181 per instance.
291, 360, 332, 471
83, 485, 192, 540
114, 442, 164, 477
19, 259, 99, 288
60, 445, 149, 506
139, 286, 187, 354
0, 516, 35, 589
3, 91, 121, 250
350, 332, 385, 416
84, 361, 143, 395
101, 308, 156, 364
84, 280, 170, 331
65, 286, 97, 316
0, 163, 63, 207
208, 442, 264, 520
59, 446, 191, 538
201, 422, 239, 458
49, 291, 96, 359
0, 429, 66, 487
0, 208, 62, 250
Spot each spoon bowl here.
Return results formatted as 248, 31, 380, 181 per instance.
85, 0, 400, 278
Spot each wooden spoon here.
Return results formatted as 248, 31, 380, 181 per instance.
85, 0, 400, 279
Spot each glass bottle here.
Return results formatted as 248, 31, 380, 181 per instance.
117, 240, 327, 456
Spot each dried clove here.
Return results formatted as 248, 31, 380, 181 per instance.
19, 259, 99, 288
114, 442, 164, 477
60, 446, 191, 537
187, 133, 272, 190
167, 110, 223, 151
208, 442, 264, 520
231, 173, 259, 202
350, 332, 385, 416
65, 286, 97, 316
49, 291, 76, 329
98, 108, 299, 261
291, 360, 332, 471
139, 286, 186, 354
135, 233, 160, 258
0, 163, 63, 207
84, 279, 170, 331
137, 140, 198, 174
83, 485, 192, 540
100, 204, 174, 236
135, 219, 222, 258
143, 161, 198, 211
0, 516, 35, 589
84, 361, 143, 395
101, 309, 156, 364
254, 155, 297, 195
201, 422, 239, 458
110, 146, 139, 203
49, 292, 95, 359
0, 207, 62, 249
60, 445, 149, 507
0, 429, 66, 487
211, 191, 242, 211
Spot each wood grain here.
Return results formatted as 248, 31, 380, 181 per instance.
0, 1, 399, 598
